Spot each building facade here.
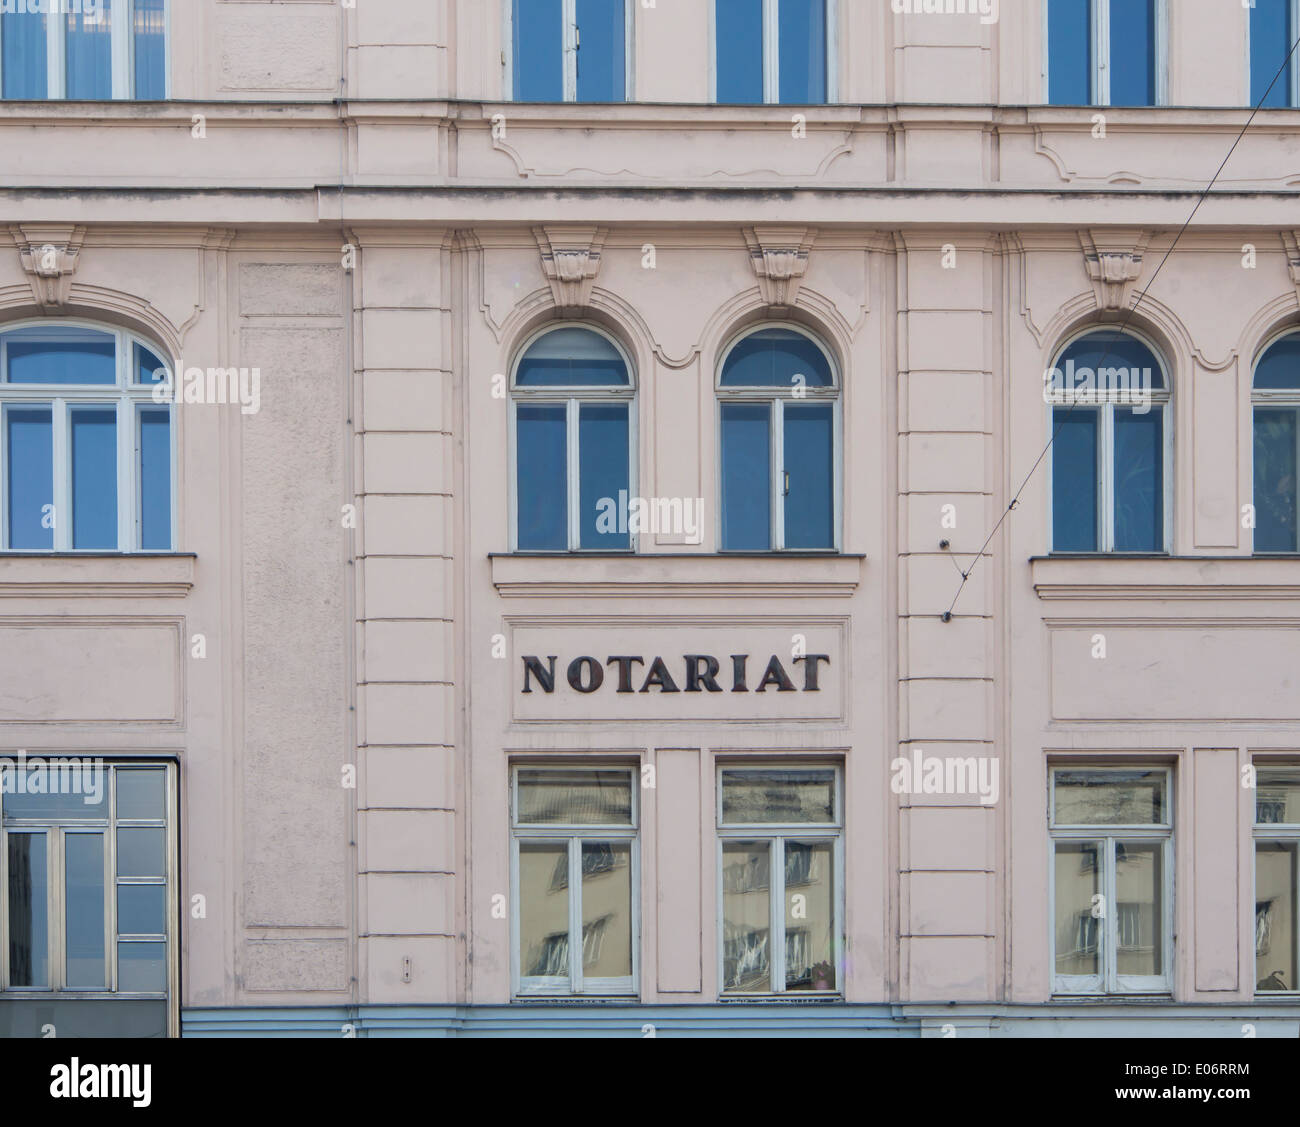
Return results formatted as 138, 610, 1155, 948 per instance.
2, 0, 1300, 1037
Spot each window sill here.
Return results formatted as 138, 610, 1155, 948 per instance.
0, 553, 195, 599
1030, 555, 1300, 601
491, 553, 863, 599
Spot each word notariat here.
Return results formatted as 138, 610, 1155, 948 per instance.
521, 653, 830, 694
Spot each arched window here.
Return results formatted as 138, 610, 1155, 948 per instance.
1, 322, 173, 551
511, 325, 634, 551
1252, 332, 1300, 553
718, 325, 838, 551
1048, 329, 1169, 553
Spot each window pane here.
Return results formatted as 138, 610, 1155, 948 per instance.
117, 940, 166, 991
134, 343, 168, 385
516, 328, 629, 387
1054, 770, 1166, 825
118, 883, 166, 936
716, 0, 764, 103
778, 0, 826, 104
1255, 841, 1297, 992
71, 407, 118, 549
721, 402, 771, 550
7, 832, 48, 987
576, 0, 625, 102
1116, 841, 1163, 976
1113, 406, 1162, 552
721, 768, 835, 824
1254, 408, 1297, 553
1052, 407, 1098, 551
1255, 335, 1300, 389
1257, 770, 1300, 825
516, 403, 568, 550
1047, 0, 1091, 105
517, 769, 633, 825
579, 403, 630, 549
133, 0, 167, 99
783, 402, 833, 549
66, 0, 113, 99
5, 327, 117, 384
1, 7, 48, 99
139, 408, 172, 550
7, 407, 54, 549
2, 765, 108, 820
519, 841, 570, 978
65, 833, 106, 988
784, 841, 834, 991
1057, 331, 1165, 390
722, 840, 771, 991
721, 329, 833, 388
1109, 0, 1156, 106
581, 841, 632, 980
514, 0, 564, 102
1252, 0, 1292, 107
117, 827, 166, 878
117, 767, 166, 820
1054, 840, 1101, 978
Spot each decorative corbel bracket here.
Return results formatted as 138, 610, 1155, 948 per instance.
534, 226, 607, 313
1281, 231, 1300, 301
12, 224, 86, 311
1079, 228, 1150, 312
743, 226, 817, 310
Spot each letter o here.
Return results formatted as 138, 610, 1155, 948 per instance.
567, 656, 605, 693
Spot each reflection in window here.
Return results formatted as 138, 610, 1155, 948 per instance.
1255, 768, 1300, 994
1046, 0, 1161, 107
715, 0, 829, 105
1253, 334, 1300, 553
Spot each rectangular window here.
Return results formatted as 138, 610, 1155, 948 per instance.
715, 0, 830, 105
1046, 0, 1162, 107
511, 0, 627, 102
1, 761, 175, 1038
1251, 0, 1296, 108
782, 402, 833, 550
720, 402, 771, 550
1255, 407, 1299, 553
1255, 768, 1300, 994
1052, 407, 1099, 552
1050, 767, 1172, 995
718, 766, 842, 995
512, 766, 637, 996
70, 406, 118, 550
0, 0, 165, 100
6, 406, 54, 550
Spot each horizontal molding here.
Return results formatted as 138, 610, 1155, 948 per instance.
491, 554, 864, 599
0, 554, 196, 599
1031, 556, 1300, 601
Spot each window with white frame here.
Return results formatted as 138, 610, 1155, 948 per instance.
718, 325, 839, 552
718, 766, 842, 995
512, 766, 637, 996
0, 0, 166, 100
1050, 767, 1172, 995
714, 0, 832, 104
1, 322, 174, 553
509, 0, 630, 102
1045, 0, 1164, 107
1048, 328, 1170, 554
1254, 767, 1300, 994
1252, 332, 1300, 553
511, 325, 635, 552
1250, 0, 1298, 108
1, 760, 175, 1038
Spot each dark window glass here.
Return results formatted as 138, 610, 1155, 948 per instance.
2, 7, 48, 99
514, 0, 564, 102
134, 343, 168, 385
5, 327, 116, 385
1052, 406, 1098, 551
778, 0, 826, 104
1056, 330, 1164, 389
139, 409, 172, 550
721, 402, 771, 550
783, 402, 833, 548
65, 833, 106, 988
1254, 408, 1297, 552
1255, 335, 1300, 390
579, 403, 630, 549
1048, 0, 1092, 105
7, 832, 49, 987
517, 403, 568, 550
1113, 406, 1162, 551
576, 0, 625, 101
716, 0, 764, 103
1109, 0, 1156, 107
7, 407, 54, 550
71, 408, 118, 550
721, 329, 833, 388
66, 0, 113, 100
516, 328, 629, 387
133, 0, 167, 99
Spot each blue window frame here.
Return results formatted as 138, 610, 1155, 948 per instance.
511, 0, 628, 102
512, 326, 634, 551
0, 322, 174, 552
0, 0, 166, 100
715, 0, 831, 105
1250, 0, 1298, 107
718, 326, 838, 551
1046, 0, 1162, 107
1048, 330, 1169, 553
1253, 333, 1300, 553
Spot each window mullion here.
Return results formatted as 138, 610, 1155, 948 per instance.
1095, 0, 1109, 106
1101, 402, 1114, 551
569, 836, 582, 990
771, 836, 785, 992
48, 7, 64, 99
51, 829, 65, 991
764, 0, 779, 103
563, 0, 578, 102
567, 399, 581, 550
112, 0, 132, 98
1104, 837, 1118, 992
772, 398, 784, 550
53, 397, 70, 551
